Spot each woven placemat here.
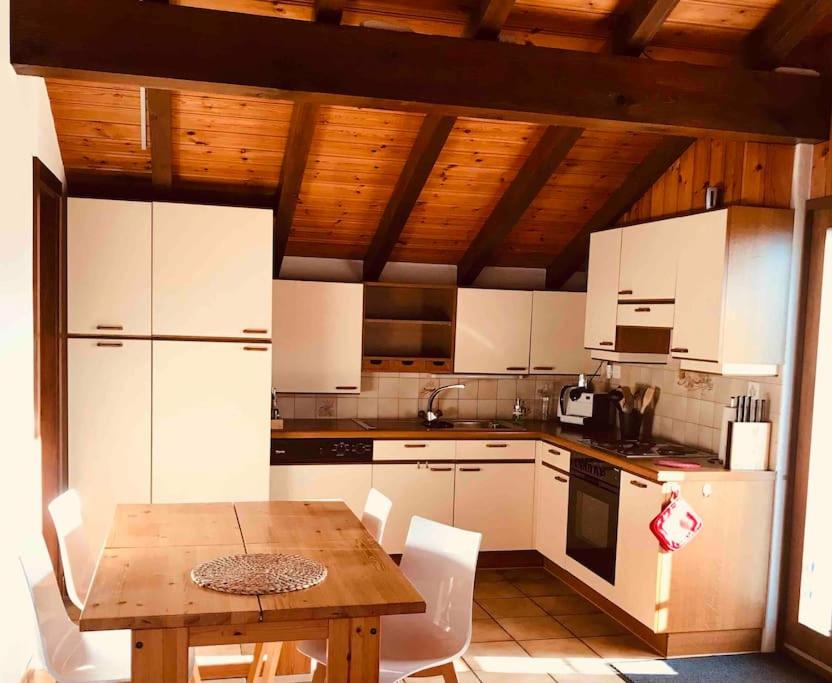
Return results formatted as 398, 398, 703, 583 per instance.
191, 553, 327, 595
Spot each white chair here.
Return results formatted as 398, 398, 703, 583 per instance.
298, 516, 482, 683
48, 489, 95, 611
362, 488, 393, 544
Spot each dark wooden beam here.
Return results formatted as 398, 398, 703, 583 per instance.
362, 115, 456, 281
545, 136, 695, 290
11, 0, 829, 142
457, 126, 584, 286
314, 0, 345, 24
612, 0, 681, 56
272, 102, 319, 278
464, 0, 516, 39
747, 0, 832, 69
146, 88, 172, 190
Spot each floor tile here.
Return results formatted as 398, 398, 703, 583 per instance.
463, 640, 532, 672
520, 638, 620, 679
513, 577, 575, 597
479, 597, 547, 618
475, 581, 525, 599
556, 613, 629, 638
477, 568, 509, 583
581, 634, 661, 662
533, 595, 600, 617
475, 673, 555, 682
473, 601, 491, 619
500, 567, 552, 582
472, 617, 513, 642
497, 616, 572, 641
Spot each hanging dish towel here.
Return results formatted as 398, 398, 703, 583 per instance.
649, 489, 703, 552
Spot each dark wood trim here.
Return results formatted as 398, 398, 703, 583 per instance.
612, 0, 682, 56
273, 102, 319, 278
362, 115, 456, 281
10, 0, 829, 142
746, 0, 832, 69
313, 0, 345, 24
146, 88, 173, 190
545, 136, 695, 289
806, 194, 832, 212
457, 126, 583, 285
464, 0, 516, 39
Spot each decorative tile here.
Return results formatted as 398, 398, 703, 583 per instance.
316, 396, 336, 418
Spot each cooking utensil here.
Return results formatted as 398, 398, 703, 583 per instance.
640, 386, 656, 414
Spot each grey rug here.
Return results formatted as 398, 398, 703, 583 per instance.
616, 653, 825, 683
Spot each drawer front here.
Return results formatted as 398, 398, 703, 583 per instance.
537, 441, 570, 471
373, 440, 456, 461
617, 303, 674, 328
456, 440, 535, 461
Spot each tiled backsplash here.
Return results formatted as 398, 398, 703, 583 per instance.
276, 374, 580, 421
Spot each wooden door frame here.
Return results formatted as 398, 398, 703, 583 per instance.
32, 157, 67, 581
779, 201, 832, 679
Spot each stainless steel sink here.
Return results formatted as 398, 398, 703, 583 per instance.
444, 419, 522, 431
351, 418, 525, 431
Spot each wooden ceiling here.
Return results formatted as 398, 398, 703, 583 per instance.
40, 0, 832, 284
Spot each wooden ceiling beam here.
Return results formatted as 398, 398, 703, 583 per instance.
273, 102, 319, 278
11, 0, 829, 142
146, 88, 172, 190
746, 0, 832, 69
464, 0, 516, 39
612, 0, 681, 56
545, 136, 695, 290
314, 0, 346, 24
457, 126, 584, 286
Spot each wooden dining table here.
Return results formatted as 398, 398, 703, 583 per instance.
79, 500, 426, 683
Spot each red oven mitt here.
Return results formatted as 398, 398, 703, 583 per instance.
649, 489, 703, 552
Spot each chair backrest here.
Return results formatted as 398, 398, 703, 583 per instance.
48, 489, 94, 610
399, 516, 482, 654
19, 536, 83, 677
361, 488, 393, 544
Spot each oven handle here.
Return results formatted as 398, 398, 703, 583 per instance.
568, 467, 620, 495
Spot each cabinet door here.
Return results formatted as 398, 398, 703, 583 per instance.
68, 339, 151, 551
618, 219, 679, 301
455, 289, 533, 374
152, 341, 271, 504
616, 474, 665, 628
584, 229, 621, 350
454, 462, 534, 550
530, 291, 595, 374
372, 463, 455, 554
671, 211, 728, 363
534, 464, 570, 565
67, 198, 151, 335
269, 465, 372, 517
152, 203, 272, 338
273, 280, 363, 393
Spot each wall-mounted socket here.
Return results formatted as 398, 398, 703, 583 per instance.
606, 363, 621, 380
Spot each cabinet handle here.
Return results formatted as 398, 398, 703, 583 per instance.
555, 476, 568, 483
243, 328, 268, 334
96, 341, 123, 348
404, 444, 427, 448
634, 307, 651, 312
599, 341, 614, 347
670, 347, 689, 353
486, 443, 508, 448
429, 466, 453, 472
96, 324, 123, 331
243, 346, 268, 351
619, 289, 633, 295
548, 448, 560, 455
335, 386, 358, 391
459, 467, 481, 472
506, 366, 527, 371
533, 366, 554, 371
630, 479, 648, 489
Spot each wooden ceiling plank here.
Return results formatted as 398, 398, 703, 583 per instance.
747, 0, 832, 69
273, 102, 320, 277
464, 0, 516, 39
544, 136, 695, 290
613, 0, 682, 56
456, 125, 584, 286
146, 88, 173, 190
314, 0, 345, 24
11, 0, 829, 142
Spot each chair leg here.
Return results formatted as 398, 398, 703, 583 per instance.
439, 662, 459, 683
311, 662, 327, 683
259, 642, 283, 683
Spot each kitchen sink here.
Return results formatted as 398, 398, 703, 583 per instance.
351, 418, 525, 431
442, 419, 522, 431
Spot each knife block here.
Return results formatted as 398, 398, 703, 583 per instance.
727, 422, 770, 471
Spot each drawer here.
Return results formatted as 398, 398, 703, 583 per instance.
456, 440, 535, 461
363, 357, 393, 372
391, 358, 425, 373
424, 358, 451, 374
537, 441, 570, 471
617, 303, 675, 328
373, 440, 456, 461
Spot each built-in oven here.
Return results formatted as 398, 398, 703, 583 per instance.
566, 452, 620, 585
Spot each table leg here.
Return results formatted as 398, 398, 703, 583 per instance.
132, 627, 190, 683
326, 617, 380, 683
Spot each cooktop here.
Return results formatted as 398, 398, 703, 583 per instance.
583, 438, 707, 459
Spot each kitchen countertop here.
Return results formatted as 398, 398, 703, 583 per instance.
272, 419, 775, 483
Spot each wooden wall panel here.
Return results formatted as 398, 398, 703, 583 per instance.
810, 141, 832, 198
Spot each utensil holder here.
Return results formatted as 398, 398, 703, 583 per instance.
727, 422, 770, 471
617, 408, 643, 440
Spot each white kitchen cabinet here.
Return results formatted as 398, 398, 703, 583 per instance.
372, 463, 455, 554
530, 292, 595, 375
615, 473, 664, 628
454, 288, 533, 374
269, 465, 372, 517
67, 198, 151, 335
618, 218, 680, 301
454, 461, 534, 550
534, 457, 570, 566
584, 229, 621, 351
152, 340, 271, 504
373, 440, 456, 461
273, 280, 363, 393
152, 203, 272, 339
68, 338, 151, 551
456, 440, 534, 461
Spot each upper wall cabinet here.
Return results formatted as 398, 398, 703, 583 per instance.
455, 288, 533, 374
68, 198, 152, 335
584, 229, 621, 351
152, 203, 272, 338
618, 218, 680, 301
530, 292, 595, 375
273, 280, 364, 393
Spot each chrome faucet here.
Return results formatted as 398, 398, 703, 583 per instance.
420, 383, 466, 427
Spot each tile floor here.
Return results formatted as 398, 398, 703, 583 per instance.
205, 566, 661, 682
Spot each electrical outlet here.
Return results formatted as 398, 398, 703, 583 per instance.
747, 381, 761, 399
611, 364, 621, 379
606, 363, 613, 379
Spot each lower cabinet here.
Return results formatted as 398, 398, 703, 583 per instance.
454, 462, 534, 550
534, 462, 570, 565
269, 465, 372, 517
371, 463, 455, 554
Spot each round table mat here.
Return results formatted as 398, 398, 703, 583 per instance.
191, 553, 327, 595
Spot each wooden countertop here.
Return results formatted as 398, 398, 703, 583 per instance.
272, 419, 775, 483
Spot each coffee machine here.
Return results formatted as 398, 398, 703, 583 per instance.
557, 375, 613, 429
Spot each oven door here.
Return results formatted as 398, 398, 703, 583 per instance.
566, 470, 619, 584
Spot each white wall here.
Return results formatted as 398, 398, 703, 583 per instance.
0, 1, 64, 676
